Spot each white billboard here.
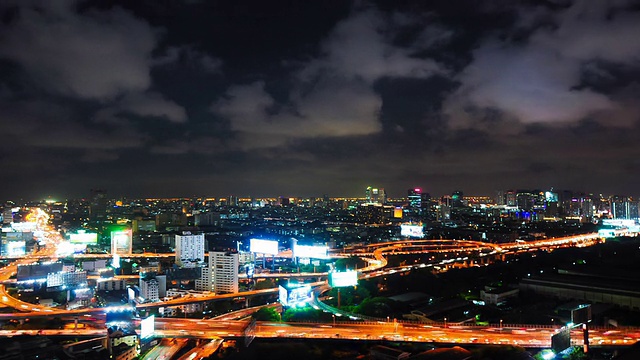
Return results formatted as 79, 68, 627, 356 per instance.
141, 315, 155, 339
69, 231, 98, 244
602, 219, 636, 227
400, 224, 424, 238
293, 244, 328, 259
10, 222, 37, 232
3, 241, 26, 257
328, 270, 358, 287
111, 230, 132, 255
250, 239, 279, 255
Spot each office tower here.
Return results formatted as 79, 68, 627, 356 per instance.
366, 186, 386, 204
89, 189, 108, 222
452, 190, 464, 208
611, 195, 632, 219
210, 251, 239, 294
545, 190, 559, 218
175, 232, 205, 267
2, 206, 12, 224
408, 188, 422, 209
505, 190, 517, 207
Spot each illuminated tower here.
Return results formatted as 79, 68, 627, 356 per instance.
408, 188, 422, 209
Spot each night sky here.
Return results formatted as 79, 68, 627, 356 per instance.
2, 0, 640, 200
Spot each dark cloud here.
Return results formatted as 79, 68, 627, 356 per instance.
0, 1, 157, 100
1, 0, 640, 199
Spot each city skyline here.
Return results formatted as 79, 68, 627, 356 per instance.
2, 1, 640, 200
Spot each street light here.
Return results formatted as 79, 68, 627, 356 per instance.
500, 319, 503, 331
444, 317, 447, 328
332, 314, 336, 326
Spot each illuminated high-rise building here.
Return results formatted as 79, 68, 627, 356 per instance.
452, 190, 464, 208
610, 195, 636, 220
175, 232, 205, 267
408, 188, 422, 209
365, 186, 386, 204
205, 251, 239, 294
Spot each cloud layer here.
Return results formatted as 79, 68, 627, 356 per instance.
1, 0, 640, 199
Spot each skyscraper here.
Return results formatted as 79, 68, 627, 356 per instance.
89, 189, 108, 222
366, 186, 386, 204
408, 188, 422, 209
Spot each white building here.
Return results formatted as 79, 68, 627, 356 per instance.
175, 232, 205, 267
139, 277, 159, 302
210, 251, 239, 294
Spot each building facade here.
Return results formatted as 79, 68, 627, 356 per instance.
175, 232, 205, 267
210, 251, 239, 294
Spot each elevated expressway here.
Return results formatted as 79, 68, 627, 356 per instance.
0, 318, 638, 349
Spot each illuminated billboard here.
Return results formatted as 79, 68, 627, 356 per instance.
250, 239, 279, 255
278, 284, 312, 307
69, 230, 98, 244
293, 244, 328, 259
10, 222, 37, 232
602, 219, 636, 227
140, 315, 155, 339
598, 229, 617, 238
400, 224, 424, 238
2, 240, 26, 257
111, 230, 132, 255
56, 241, 75, 256
328, 270, 358, 287
4, 232, 33, 241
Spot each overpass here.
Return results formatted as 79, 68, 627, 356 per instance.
1, 319, 638, 349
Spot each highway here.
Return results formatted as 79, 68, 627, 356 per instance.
142, 338, 188, 360
1, 319, 638, 348
176, 339, 224, 360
